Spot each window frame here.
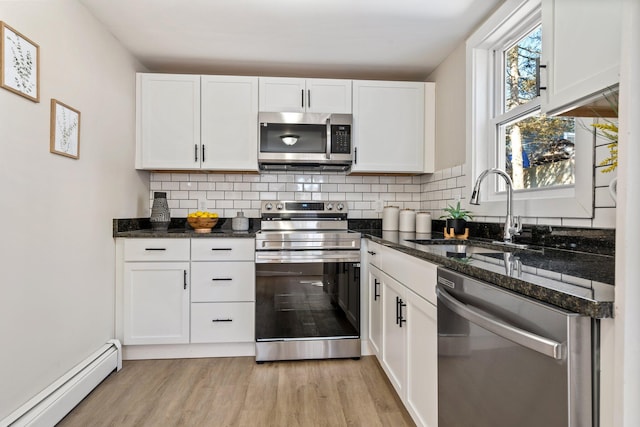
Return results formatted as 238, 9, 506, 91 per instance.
465, 0, 594, 220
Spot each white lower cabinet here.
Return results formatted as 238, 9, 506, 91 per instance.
190, 238, 255, 345
381, 275, 407, 396
368, 265, 383, 357
365, 241, 438, 427
405, 287, 438, 427
118, 237, 255, 355
123, 261, 190, 345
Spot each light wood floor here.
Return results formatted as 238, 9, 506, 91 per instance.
57, 356, 415, 427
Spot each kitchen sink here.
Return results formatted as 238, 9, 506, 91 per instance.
405, 239, 505, 258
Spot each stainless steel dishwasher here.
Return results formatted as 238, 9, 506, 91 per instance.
437, 267, 593, 427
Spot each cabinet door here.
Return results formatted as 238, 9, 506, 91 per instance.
541, 0, 622, 115
405, 289, 438, 427
368, 266, 383, 357
136, 73, 201, 169
352, 80, 425, 173
381, 276, 406, 397
123, 262, 190, 345
201, 76, 259, 171
306, 79, 352, 113
259, 77, 306, 112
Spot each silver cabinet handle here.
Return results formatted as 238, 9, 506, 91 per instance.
437, 286, 564, 360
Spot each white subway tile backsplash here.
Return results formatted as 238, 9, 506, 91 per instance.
150, 156, 616, 228
269, 182, 286, 192
162, 181, 180, 191
189, 174, 208, 182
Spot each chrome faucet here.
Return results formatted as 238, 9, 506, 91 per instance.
470, 168, 522, 243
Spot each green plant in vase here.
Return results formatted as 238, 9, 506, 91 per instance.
440, 201, 473, 236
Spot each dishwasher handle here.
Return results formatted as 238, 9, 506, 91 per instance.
437, 286, 565, 360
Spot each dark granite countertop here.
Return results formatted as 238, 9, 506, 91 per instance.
113, 218, 259, 238
360, 229, 614, 318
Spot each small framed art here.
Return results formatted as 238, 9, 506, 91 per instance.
50, 99, 81, 159
1, 21, 40, 102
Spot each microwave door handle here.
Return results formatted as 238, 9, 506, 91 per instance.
326, 117, 331, 160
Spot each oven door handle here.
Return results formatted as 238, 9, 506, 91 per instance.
437, 286, 565, 360
255, 250, 361, 263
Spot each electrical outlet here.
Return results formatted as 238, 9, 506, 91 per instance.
374, 199, 384, 212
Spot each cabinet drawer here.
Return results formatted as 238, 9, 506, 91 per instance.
124, 239, 190, 261
384, 248, 437, 305
191, 261, 255, 302
190, 302, 255, 343
191, 238, 254, 261
366, 241, 384, 268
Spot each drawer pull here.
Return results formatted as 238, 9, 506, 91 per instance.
183, 270, 188, 290
211, 318, 233, 322
211, 248, 233, 251
145, 248, 167, 251
367, 250, 376, 255
211, 278, 233, 281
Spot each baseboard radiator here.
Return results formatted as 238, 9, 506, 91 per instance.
2, 339, 122, 427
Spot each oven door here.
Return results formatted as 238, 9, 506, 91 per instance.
256, 251, 360, 346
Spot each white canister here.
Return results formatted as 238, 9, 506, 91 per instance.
416, 212, 432, 234
399, 209, 416, 232
382, 206, 400, 230
232, 211, 249, 231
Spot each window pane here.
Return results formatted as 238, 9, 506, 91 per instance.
504, 25, 541, 112
503, 113, 575, 190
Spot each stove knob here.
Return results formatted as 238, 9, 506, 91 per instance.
337, 203, 345, 211
276, 203, 284, 210
265, 202, 273, 210
326, 203, 334, 210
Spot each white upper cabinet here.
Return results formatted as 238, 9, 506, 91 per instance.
352, 80, 432, 173
201, 75, 259, 170
136, 73, 201, 170
136, 73, 259, 171
259, 77, 352, 113
541, 0, 622, 115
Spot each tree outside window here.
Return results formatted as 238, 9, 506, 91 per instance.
500, 25, 575, 191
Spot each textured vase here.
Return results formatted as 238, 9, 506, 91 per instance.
150, 192, 171, 231
232, 211, 249, 231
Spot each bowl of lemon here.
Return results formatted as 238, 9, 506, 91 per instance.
187, 211, 219, 233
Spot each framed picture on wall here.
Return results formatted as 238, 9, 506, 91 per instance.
0, 21, 40, 102
50, 99, 81, 159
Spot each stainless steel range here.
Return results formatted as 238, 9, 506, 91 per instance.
255, 201, 361, 362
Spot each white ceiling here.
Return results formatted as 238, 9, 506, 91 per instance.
79, 0, 503, 81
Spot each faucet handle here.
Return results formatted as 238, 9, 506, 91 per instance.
510, 215, 522, 236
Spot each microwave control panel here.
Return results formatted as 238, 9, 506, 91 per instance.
331, 125, 351, 154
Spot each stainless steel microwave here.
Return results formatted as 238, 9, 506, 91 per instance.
257, 112, 353, 171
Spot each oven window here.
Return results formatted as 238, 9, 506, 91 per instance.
255, 262, 360, 341
259, 123, 327, 153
